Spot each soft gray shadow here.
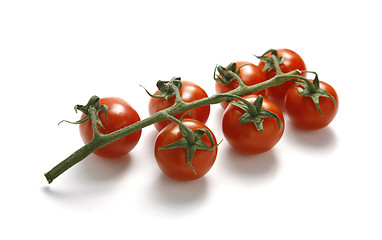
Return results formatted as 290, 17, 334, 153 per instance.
149, 174, 209, 208
285, 122, 337, 151
223, 147, 279, 182
41, 154, 132, 201
74, 153, 132, 182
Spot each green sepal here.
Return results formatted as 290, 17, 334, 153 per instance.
228, 95, 282, 132
141, 77, 182, 100
193, 128, 217, 150
256, 49, 285, 72
161, 138, 188, 151
58, 95, 108, 129
214, 62, 248, 85
159, 116, 220, 175
292, 72, 337, 115
58, 115, 90, 126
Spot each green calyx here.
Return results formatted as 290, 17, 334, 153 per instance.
228, 95, 281, 132
292, 71, 337, 115
141, 77, 183, 100
160, 113, 220, 174
256, 49, 285, 72
214, 62, 248, 85
58, 95, 108, 128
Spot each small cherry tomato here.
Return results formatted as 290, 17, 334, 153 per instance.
79, 97, 142, 158
215, 61, 268, 109
149, 81, 210, 131
258, 49, 307, 105
284, 80, 338, 130
154, 119, 218, 181
222, 95, 285, 154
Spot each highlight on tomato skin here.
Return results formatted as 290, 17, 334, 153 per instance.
222, 95, 285, 155
215, 61, 268, 109
154, 119, 218, 181
258, 49, 307, 106
79, 97, 142, 159
284, 81, 339, 130
148, 81, 210, 131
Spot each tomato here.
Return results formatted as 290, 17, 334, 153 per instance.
154, 119, 218, 181
284, 80, 338, 130
149, 81, 210, 131
215, 61, 268, 109
222, 95, 285, 154
258, 49, 307, 105
79, 97, 142, 158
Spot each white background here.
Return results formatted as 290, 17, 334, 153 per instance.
1, 0, 381, 239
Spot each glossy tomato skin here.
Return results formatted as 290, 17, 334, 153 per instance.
154, 119, 217, 181
215, 61, 268, 109
284, 81, 338, 130
258, 49, 307, 105
79, 97, 142, 158
149, 81, 210, 131
222, 95, 285, 154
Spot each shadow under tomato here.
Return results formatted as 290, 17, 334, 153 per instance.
149, 173, 209, 207
285, 122, 337, 151
221, 146, 279, 182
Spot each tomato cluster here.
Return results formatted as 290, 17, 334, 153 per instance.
75, 48, 338, 182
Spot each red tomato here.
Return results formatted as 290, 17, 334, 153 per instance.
154, 119, 218, 181
222, 95, 285, 154
149, 81, 210, 131
79, 97, 141, 158
258, 49, 307, 105
215, 61, 268, 109
284, 80, 338, 130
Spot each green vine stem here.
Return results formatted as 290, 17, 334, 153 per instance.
44, 66, 302, 183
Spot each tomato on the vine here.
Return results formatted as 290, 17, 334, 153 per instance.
215, 61, 268, 109
79, 97, 142, 158
222, 95, 285, 154
284, 80, 338, 130
149, 81, 210, 131
258, 49, 307, 105
154, 119, 218, 181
